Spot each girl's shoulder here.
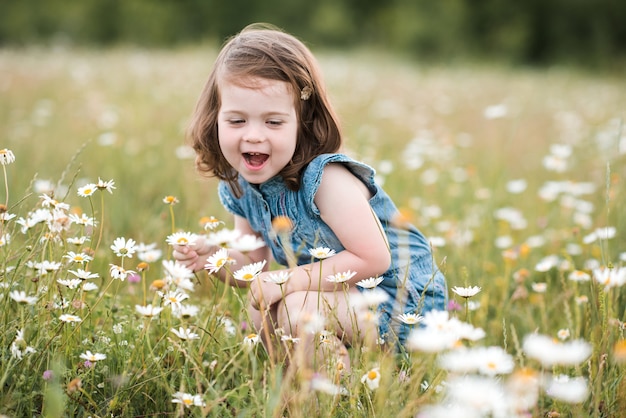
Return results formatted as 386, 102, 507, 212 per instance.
302, 153, 376, 191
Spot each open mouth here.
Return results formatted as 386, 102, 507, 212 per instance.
243, 152, 269, 168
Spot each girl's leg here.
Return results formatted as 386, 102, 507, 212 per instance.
247, 295, 282, 361
275, 288, 377, 374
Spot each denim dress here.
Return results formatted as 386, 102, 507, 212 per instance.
218, 153, 447, 346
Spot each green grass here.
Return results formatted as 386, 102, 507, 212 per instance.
1, 46, 625, 417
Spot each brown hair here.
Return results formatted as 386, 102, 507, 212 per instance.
187, 23, 342, 197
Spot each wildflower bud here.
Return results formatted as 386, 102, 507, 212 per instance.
136, 262, 149, 272
391, 208, 413, 229
271, 216, 293, 234
513, 268, 530, 284
72, 300, 86, 310
67, 377, 82, 393
613, 340, 626, 363
150, 279, 167, 290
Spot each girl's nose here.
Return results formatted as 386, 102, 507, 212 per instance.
242, 123, 264, 143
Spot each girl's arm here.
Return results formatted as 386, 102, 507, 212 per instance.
251, 163, 391, 308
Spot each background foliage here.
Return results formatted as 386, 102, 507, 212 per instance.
1, 0, 626, 69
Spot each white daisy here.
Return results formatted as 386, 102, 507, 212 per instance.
356, 276, 384, 289
243, 333, 261, 348
172, 304, 200, 319
0, 148, 16, 165
233, 261, 266, 282
159, 290, 189, 309
451, 285, 482, 298
280, 334, 300, 344
10, 329, 36, 359
545, 375, 589, 404
361, 367, 381, 391
135, 304, 164, 318
201, 216, 223, 231
308, 247, 336, 259
66, 236, 89, 246
162, 260, 195, 281
397, 313, 424, 325
351, 288, 390, 310
110, 237, 137, 258
9, 290, 38, 305
68, 269, 99, 280
206, 228, 241, 247
40, 194, 70, 210
0, 212, 16, 221
229, 234, 266, 252
204, 248, 236, 274
163, 195, 179, 205
568, 270, 591, 282
57, 278, 82, 289
310, 375, 348, 396
63, 251, 93, 264
165, 231, 198, 247
171, 392, 206, 408
69, 213, 97, 227
59, 314, 82, 323
523, 333, 592, 367
82, 282, 98, 292
264, 270, 292, 285
27, 260, 60, 276
326, 270, 356, 283
80, 350, 106, 362
109, 264, 136, 281
138, 248, 163, 263
171, 327, 200, 341
77, 184, 97, 197
593, 266, 626, 290
96, 178, 116, 193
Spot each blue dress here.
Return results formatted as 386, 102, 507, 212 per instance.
219, 153, 447, 345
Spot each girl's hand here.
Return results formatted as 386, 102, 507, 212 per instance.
172, 237, 215, 272
249, 274, 286, 310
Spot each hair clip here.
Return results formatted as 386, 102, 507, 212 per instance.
300, 86, 313, 101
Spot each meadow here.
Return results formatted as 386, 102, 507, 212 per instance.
1, 45, 625, 417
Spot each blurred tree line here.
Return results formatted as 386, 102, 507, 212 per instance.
1, 0, 625, 68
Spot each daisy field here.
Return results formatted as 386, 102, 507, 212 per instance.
0, 47, 625, 417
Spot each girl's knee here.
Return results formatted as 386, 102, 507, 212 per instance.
247, 305, 264, 330
276, 291, 319, 334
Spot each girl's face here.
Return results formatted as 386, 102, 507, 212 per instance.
218, 77, 298, 185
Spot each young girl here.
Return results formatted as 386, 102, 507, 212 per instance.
174, 23, 447, 370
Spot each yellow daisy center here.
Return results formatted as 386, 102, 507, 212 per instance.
367, 370, 378, 380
